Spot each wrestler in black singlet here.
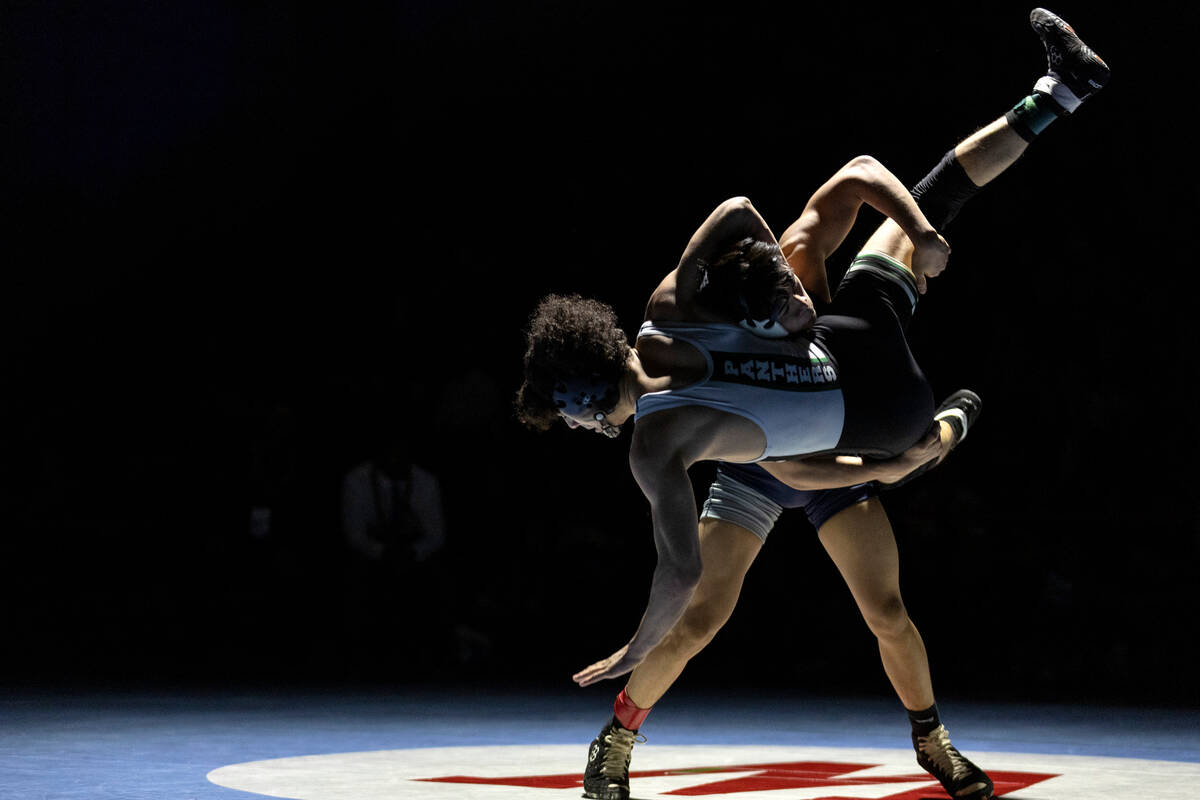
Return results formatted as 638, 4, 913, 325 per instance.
812, 252, 935, 459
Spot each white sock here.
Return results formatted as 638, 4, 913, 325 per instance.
935, 407, 969, 442
1034, 74, 1082, 113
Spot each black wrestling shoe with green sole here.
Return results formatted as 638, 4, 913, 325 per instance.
582, 717, 645, 800
1030, 8, 1110, 106
915, 724, 994, 799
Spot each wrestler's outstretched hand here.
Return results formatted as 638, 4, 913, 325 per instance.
573, 645, 634, 687
912, 232, 951, 294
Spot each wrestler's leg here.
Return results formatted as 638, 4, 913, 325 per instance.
834, 92, 1071, 462
819, 495, 994, 798
582, 517, 762, 799
831, 110, 1029, 461
582, 465, 779, 800
861, 7, 1108, 270
817, 497, 933, 710
624, 517, 763, 707
859, 118, 1032, 267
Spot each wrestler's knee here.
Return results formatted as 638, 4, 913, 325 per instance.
666, 598, 735, 658
859, 220, 915, 268
859, 591, 910, 641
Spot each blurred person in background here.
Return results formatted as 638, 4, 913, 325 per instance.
341, 421, 447, 673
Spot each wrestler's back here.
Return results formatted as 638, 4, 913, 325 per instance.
635, 333, 769, 464
633, 321, 846, 462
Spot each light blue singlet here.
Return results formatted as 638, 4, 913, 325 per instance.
634, 321, 846, 461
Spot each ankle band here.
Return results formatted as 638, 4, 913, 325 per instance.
908, 703, 941, 737
614, 688, 651, 731
1006, 92, 1063, 142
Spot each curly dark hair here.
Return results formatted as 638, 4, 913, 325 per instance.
516, 294, 630, 431
696, 237, 795, 323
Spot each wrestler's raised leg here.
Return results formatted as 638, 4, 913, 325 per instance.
861, 7, 1109, 270
858, 117, 1031, 267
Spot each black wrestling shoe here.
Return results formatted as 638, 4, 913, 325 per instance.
878, 390, 982, 490
1030, 8, 1110, 107
914, 724, 994, 799
582, 717, 645, 800
934, 389, 982, 447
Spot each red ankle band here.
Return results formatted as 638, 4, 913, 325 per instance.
613, 688, 651, 731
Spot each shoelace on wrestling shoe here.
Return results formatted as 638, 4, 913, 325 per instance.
599, 726, 645, 779
915, 725, 991, 798
917, 726, 971, 780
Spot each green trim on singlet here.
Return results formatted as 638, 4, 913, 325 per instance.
846, 250, 921, 312
853, 249, 914, 278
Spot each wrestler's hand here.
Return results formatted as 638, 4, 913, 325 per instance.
873, 426, 944, 485
573, 645, 635, 687
911, 232, 951, 294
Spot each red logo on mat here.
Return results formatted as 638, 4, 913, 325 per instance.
422, 760, 1058, 798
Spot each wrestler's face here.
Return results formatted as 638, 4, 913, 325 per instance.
560, 410, 603, 433
777, 273, 815, 333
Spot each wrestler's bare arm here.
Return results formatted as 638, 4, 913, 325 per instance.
573, 411, 716, 686
653, 157, 946, 321
780, 155, 950, 300
758, 427, 944, 490
646, 197, 777, 321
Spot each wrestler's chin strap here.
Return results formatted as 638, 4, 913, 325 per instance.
553, 374, 622, 436
593, 411, 622, 439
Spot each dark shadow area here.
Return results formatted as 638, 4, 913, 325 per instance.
1, 1, 1197, 710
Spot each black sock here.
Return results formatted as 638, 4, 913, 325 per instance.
908, 704, 941, 738
909, 149, 981, 230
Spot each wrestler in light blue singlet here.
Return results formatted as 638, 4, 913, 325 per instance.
634, 321, 845, 461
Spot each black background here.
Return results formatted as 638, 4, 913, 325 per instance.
3, 1, 1197, 707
